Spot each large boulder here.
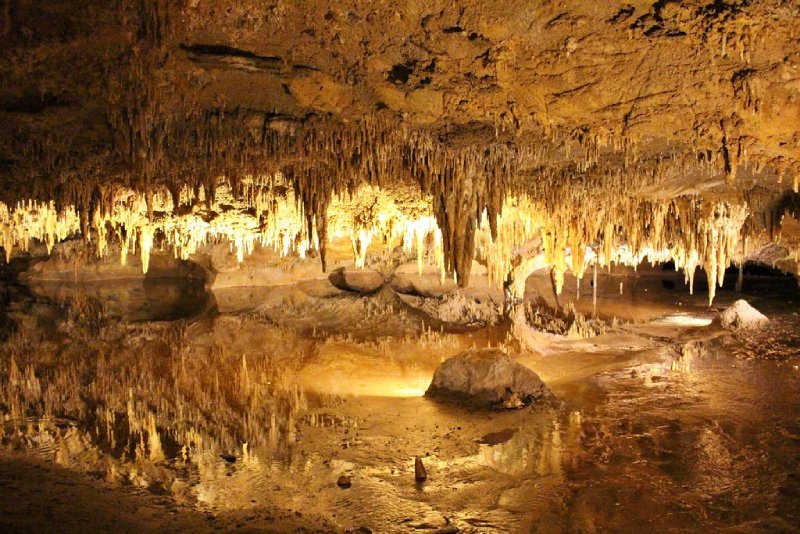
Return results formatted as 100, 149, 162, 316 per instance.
328, 267, 384, 293
425, 349, 551, 408
719, 300, 768, 329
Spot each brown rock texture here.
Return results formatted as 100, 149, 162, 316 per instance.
1, 1, 800, 288
426, 348, 552, 407
2, 0, 799, 190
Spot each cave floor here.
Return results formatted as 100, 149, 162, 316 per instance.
1, 271, 799, 533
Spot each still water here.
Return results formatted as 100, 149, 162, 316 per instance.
0, 269, 799, 533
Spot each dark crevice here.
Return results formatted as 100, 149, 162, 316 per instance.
1, 93, 73, 114
644, 24, 664, 36
179, 43, 281, 62
180, 43, 284, 72
387, 62, 415, 85
292, 64, 320, 72
608, 5, 635, 24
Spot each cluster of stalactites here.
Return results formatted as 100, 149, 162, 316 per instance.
119, 109, 551, 285
403, 131, 543, 286
0, 177, 449, 279
0, 200, 80, 262
476, 195, 543, 287
84, 176, 315, 274
327, 183, 444, 277
695, 202, 749, 305
472, 191, 750, 305
77, 97, 787, 285
0, 177, 761, 306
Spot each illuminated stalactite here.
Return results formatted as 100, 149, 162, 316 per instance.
0, 201, 80, 262
15, 96, 795, 290
476, 195, 542, 287
0, 173, 775, 306
0, 178, 448, 281
0, 102, 793, 306
327, 183, 442, 273
697, 202, 749, 305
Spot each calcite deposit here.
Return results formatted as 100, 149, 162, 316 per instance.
1, 1, 799, 304
2, 4, 800, 532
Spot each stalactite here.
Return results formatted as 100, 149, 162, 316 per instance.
0, 201, 80, 262
0, 108, 787, 308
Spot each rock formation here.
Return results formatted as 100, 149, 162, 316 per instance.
719, 299, 769, 329
1, 1, 799, 303
425, 348, 552, 408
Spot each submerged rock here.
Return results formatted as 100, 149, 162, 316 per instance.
719, 299, 768, 329
425, 349, 551, 408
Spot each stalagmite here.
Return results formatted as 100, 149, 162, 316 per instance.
415, 456, 427, 482
592, 261, 597, 316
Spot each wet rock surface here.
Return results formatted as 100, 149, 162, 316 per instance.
426, 348, 552, 408
719, 299, 769, 329
329, 267, 384, 293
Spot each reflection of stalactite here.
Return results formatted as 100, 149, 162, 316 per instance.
0, 318, 310, 482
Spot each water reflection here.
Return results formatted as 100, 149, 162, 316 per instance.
569, 338, 800, 531
28, 278, 212, 321
0, 275, 799, 532
474, 413, 582, 478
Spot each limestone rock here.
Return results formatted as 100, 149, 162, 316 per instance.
719, 299, 768, 329
425, 349, 551, 408
414, 456, 427, 482
328, 267, 384, 293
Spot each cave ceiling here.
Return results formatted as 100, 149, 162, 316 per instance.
3, 0, 799, 187
1, 0, 800, 292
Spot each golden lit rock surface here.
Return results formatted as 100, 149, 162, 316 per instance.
2, 5, 800, 531
1, 1, 799, 295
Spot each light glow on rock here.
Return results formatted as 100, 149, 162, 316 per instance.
0, 177, 773, 305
